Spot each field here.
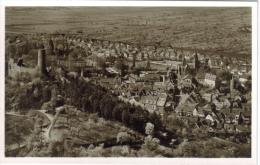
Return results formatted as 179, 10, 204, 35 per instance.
5, 7, 251, 56
5, 114, 34, 150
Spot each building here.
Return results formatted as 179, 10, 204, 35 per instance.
204, 73, 217, 87
139, 95, 159, 113
239, 75, 249, 84
128, 73, 140, 83
156, 93, 168, 113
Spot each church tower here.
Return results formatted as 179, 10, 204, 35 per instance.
194, 50, 200, 73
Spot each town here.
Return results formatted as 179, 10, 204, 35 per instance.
5, 31, 251, 157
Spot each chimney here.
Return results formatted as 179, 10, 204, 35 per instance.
81, 68, 84, 77
38, 49, 46, 75
162, 75, 165, 84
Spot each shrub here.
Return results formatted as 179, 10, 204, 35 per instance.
143, 135, 160, 151
116, 132, 132, 144
145, 122, 154, 136
15, 72, 32, 83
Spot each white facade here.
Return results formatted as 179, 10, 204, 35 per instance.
204, 73, 216, 87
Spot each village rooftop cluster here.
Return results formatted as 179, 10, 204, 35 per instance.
6, 31, 252, 149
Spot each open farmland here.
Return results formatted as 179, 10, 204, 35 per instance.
6, 7, 251, 56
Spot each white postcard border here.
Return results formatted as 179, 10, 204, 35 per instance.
0, 1, 258, 165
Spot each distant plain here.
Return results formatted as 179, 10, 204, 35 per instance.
5, 7, 251, 56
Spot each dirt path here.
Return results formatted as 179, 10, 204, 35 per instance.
5, 143, 27, 152
5, 112, 27, 117
36, 109, 63, 141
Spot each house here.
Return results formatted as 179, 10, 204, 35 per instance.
220, 108, 239, 124
202, 93, 212, 102
193, 107, 205, 118
205, 113, 220, 126
239, 110, 251, 125
178, 103, 198, 117
231, 68, 239, 75
196, 72, 206, 85
156, 93, 167, 113
142, 73, 161, 82
164, 100, 175, 111
99, 78, 119, 90
204, 73, 216, 87
239, 75, 248, 84
85, 55, 98, 67
165, 60, 182, 69
205, 114, 214, 122
180, 116, 198, 128
224, 123, 235, 133
179, 75, 193, 87
139, 95, 159, 113
128, 73, 140, 83
106, 67, 120, 76
129, 97, 144, 108
127, 83, 144, 96
175, 93, 197, 113
153, 82, 166, 91
235, 125, 250, 133
212, 99, 224, 111
210, 59, 221, 70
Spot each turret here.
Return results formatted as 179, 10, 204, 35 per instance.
37, 49, 46, 75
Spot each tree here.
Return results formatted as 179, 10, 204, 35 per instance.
99, 95, 115, 119
116, 132, 132, 144
96, 57, 107, 72
128, 107, 149, 133
50, 87, 57, 114
13, 85, 31, 111
115, 59, 128, 76
141, 52, 144, 60
143, 135, 160, 151
48, 39, 54, 54
169, 70, 178, 85
218, 71, 232, 81
122, 109, 130, 126
149, 112, 163, 132
42, 86, 52, 102
245, 78, 251, 91
11, 123, 22, 148
35, 118, 44, 143
112, 103, 124, 121
145, 122, 155, 136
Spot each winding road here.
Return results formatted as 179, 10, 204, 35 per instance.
36, 108, 63, 141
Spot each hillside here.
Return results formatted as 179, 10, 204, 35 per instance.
6, 7, 251, 56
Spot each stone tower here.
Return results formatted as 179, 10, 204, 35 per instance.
194, 51, 200, 73
38, 49, 46, 75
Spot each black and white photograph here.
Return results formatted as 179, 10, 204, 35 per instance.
1, 1, 258, 162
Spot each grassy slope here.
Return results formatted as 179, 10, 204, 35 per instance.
5, 114, 34, 146
6, 7, 251, 56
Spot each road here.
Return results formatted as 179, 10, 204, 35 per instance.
6, 109, 63, 143
37, 109, 63, 141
